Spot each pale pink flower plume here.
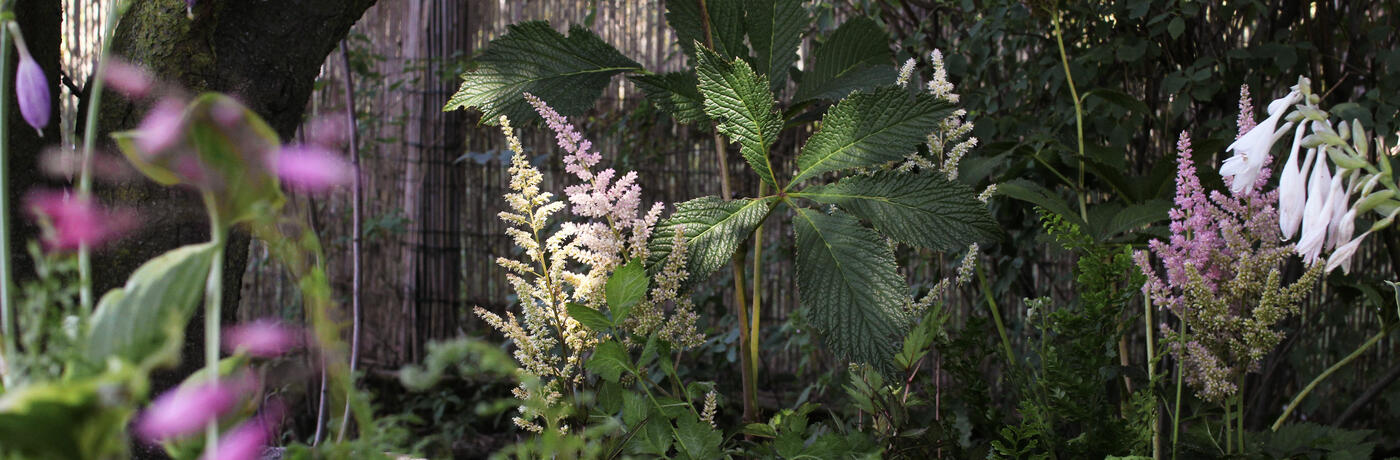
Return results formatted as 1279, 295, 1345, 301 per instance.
274, 144, 353, 192
223, 320, 300, 358
136, 380, 244, 442
305, 115, 350, 148
137, 99, 188, 155
102, 60, 155, 99
25, 190, 135, 251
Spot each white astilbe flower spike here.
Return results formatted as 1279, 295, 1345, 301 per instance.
927, 50, 958, 103
955, 243, 979, 286
1277, 121, 1313, 239
895, 58, 916, 88
1221, 90, 1300, 193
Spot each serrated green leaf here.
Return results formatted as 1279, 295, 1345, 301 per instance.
746, 0, 808, 93
84, 242, 218, 372
793, 17, 895, 103
797, 171, 999, 250
443, 21, 641, 124
674, 413, 724, 460
629, 72, 708, 124
648, 196, 774, 290
790, 86, 952, 186
586, 340, 634, 383
696, 46, 781, 187
567, 302, 613, 332
606, 258, 649, 322
999, 179, 1086, 228
634, 416, 673, 455
665, 0, 747, 61
622, 391, 650, 427
792, 207, 911, 373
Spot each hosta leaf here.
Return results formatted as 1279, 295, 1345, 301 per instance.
629, 71, 708, 124
797, 171, 1000, 251
665, 0, 747, 61
791, 207, 911, 373
0, 374, 133, 459
793, 17, 896, 103
696, 46, 781, 187
84, 242, 218, 372
648, 196, 774, 290
790, 86, 952, 186
746, 0, 808, 92
443, 21, 642, 124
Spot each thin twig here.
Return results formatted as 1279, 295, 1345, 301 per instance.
336, 39, 363, 443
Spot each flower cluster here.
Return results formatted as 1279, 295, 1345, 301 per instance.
1137, 119, 1320, 403
475, 97, 701, 432
895, 49, 977, 181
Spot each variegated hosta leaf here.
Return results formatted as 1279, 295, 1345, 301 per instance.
790, 86, 952, 186
443, 21, 642, 124
84, 242, 218, 373
695, 46, 781, 187
797, 170, 1000, 251
792, 206, 911, 373
648, 196, 774, 291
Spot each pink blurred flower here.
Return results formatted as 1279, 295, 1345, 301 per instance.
273, 144, 353, 192
306, 115, 349, 148
136, 380, 244, 442
223, 320, 300, 358
102, 60, 154, 99
16, 52, 49, 135
202, 420, 270, 460
137, 99, 188, 155
25, 190, 133, 251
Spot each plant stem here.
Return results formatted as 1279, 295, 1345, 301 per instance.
202, 193, 228, 455
77, 0, 124, 314
1223, 401, 1231, 454
336, 39, 363, 443
975, 264, 1014, 365
0, 18, 14, 384
1050, 6, 1089, 223
1172, 337, 1183, 460
1271, 323, 1397, 431
1237, 377, 1245, 453
1146, 299, 1160, 459
748, 182, 765, 400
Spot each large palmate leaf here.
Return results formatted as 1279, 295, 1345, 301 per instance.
84, 242, 218, 371
790, 86, 952, 186
791, 206, 910, 372
696, 47, 781, 187
797, 171, 1000, 251
792, 17, 896, 103
629, 71, 708, 124
648, 196, 774, 290
746, 0, 808, 93
665, 0, 747, 61
444, 21, 642, 124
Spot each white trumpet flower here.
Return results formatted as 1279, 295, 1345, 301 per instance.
1325, 230, 1369, 274
1324, 168, 1355, 251
1296, 148, 1332, 264
1277, 122, 1313, 239
1221, 90, 1301, 193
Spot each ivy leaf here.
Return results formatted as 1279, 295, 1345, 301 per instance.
674, 413, 724, 460
443, 21, 641, 124
629, 72, 708, 124
567, 303, 614, 332
665, 0, 747, 61
793, 17, 896, 103
649, 196, 774, 291
695, 46, 781, 187
797, 171, 1000, 251
792, 207, 911, 373
586, 340, 634, 383
606, 258, 649, 322
746, 0, 808, 93
790, 86, 952, 186
84, 242, 218, 372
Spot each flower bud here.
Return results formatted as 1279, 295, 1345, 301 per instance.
15, 52, 49, 134
137, 379, 247, 441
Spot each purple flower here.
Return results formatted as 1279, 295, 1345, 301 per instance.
137, 99, 188, 156
306, 115, 349, 148
273, 144, 353, 192
25, 190, 133, 251
16, 52, 49, 135
136, 380, 244, 442
223, 320, 300, 358
102, 60, 154, 99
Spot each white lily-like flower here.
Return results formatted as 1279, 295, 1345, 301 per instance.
1326, 230, 1370, 274
1324, 168, 1356, 251
1221, 90, 1301, 193
1296, 147, 1332, 264
1277, 121, 1313, 239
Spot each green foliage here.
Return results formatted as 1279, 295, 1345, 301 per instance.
743, 403, 882, 459
745, 0, 807, 93
792, 17, 896, 104
83, 242, 217, 373
790, 86, 951, 186
695, 46, 781, 187
647, 196, 774, 289
629, 71, 708, 124
443, 21, 643, 124
797, 170, 999, 251
604, 258, 648, 322
0, 368, 141, 459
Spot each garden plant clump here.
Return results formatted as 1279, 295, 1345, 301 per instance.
1, 1, 1399, 459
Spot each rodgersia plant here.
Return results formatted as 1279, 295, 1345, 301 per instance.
446, 0, 1000, 422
